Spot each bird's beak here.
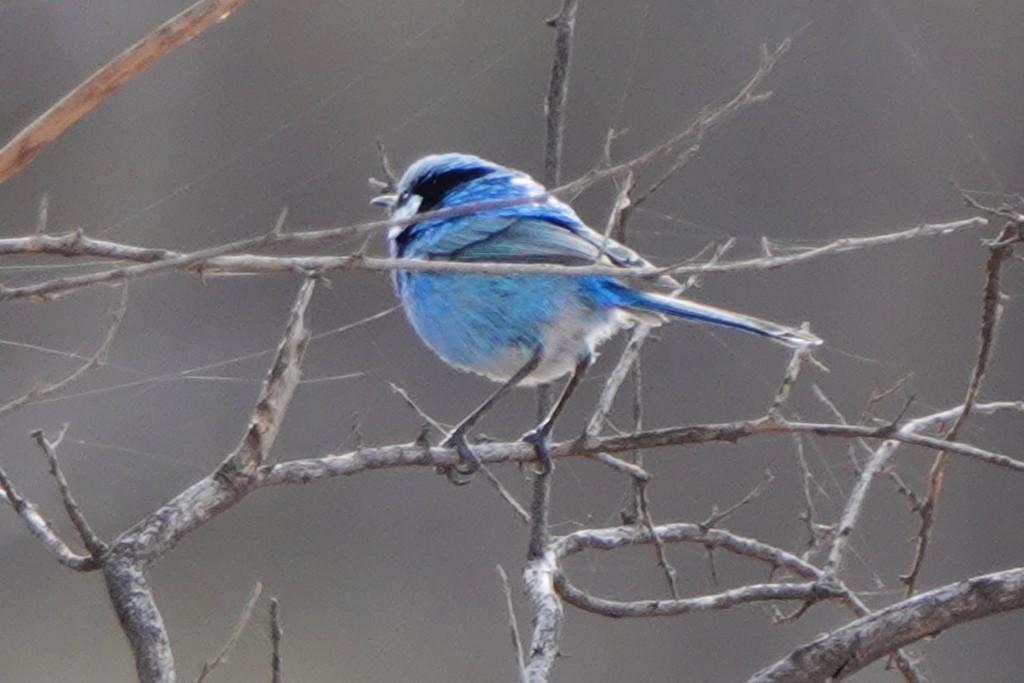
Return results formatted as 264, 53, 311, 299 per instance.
371, 194, 397, 208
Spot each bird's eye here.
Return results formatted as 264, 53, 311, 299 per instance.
397, 190, 411, 207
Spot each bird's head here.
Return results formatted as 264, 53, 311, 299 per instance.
372, 153, 547, 223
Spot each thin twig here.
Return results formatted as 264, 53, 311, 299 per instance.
699, 470, 775, 532
0, 0, 248, 185
217, 278, 317, 482
259, 403, 1024, 488
585, 238, 736, 439
768, 340, 814, 418
825, 402, 1022, 577
36, 194, 50, 234
32, 425, 106, 556
270, 598, 283, 683
0, 217, 989, 301
542, 0, 579, 188
636, 481, 680, 598
903, 222, 1020, 595
194, 582, 264, 683
496, 565, 527, 683
97, 279, 316, 683
0, 460, 96, 571
558, 39, 792, 200
0, 284, 128, 416
556, 576, 838, 618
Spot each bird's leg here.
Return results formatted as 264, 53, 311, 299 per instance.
522, 355, 591, 475
441, 349, 543, 483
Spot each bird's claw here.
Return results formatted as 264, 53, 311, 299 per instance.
440, 431, 480, 485
522, 428, 553, 476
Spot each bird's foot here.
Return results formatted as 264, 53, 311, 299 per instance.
522, 428, 553, 476
440, 431, 480, 485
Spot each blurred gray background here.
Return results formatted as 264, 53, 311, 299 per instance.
0, 1, 1022, 681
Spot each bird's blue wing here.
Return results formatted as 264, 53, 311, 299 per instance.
450, 216, 604, 265
412, 207, 652, 269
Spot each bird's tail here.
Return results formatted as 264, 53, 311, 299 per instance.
610, 285, 822, 348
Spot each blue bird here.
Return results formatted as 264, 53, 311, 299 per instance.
373, 153, 820, 477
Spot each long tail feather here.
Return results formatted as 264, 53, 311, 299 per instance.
623, 289, 822, 348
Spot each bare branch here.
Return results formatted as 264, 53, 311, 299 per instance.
548, 518, 923, 681
32, 425, 106, 557
561, 39, 793, 201
557, 576, 839, 618
768, 341, 814, 418
523, 548, 563, 683
0, 0, 247, 185
218, 277, 317, 481
543, 0, 579, 188
97, 279, 314, 683
748, 568, 1024, 683
0, 216, 989, 301
388, 383, 529, 523
260, 403, 1024, 488
585, 238, 735, 439
822, 404, 1023, 577
904, 222, 1020, 595
699, 470, 775, 531
102, 277, 315, 569
270, 598, 283, 683
195, 582, 263, 683
0, 284, 128, 416
496, 565, 527, 683
102, 560, 174, 683
0, 460, 96, 571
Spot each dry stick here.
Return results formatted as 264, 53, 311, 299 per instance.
36, 193, 50, 234
636, 479, 680, 598
194, 582, 264, 683
699, 471, 774, 532
813, 382, 924, 513
523, 11, 581, 681
747, 567, 1024, 683
496, 565, 527, 683
0, 284, 128, 416
585, 239, 736, 597
389, 381, 530, 523
0, 196, 545, 303
0, 460, 96, 570
557, 577, 837, 618
522, 545, 563, 683
558, 39, 790, 202
803, 393, 926, 683
822, 402, 1023, 578
768, 340, 813, 419
542, 0, 579, 189
258, 405, 1024, 488
100, 278, 315, 683
0, 0, 247, 185
903, 223, 1020, 596
270, 599, 283, 683
549, 521, 926, 682
586, 237, 736, 439
0, 214, 989, 301
32, 425, 106, 557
